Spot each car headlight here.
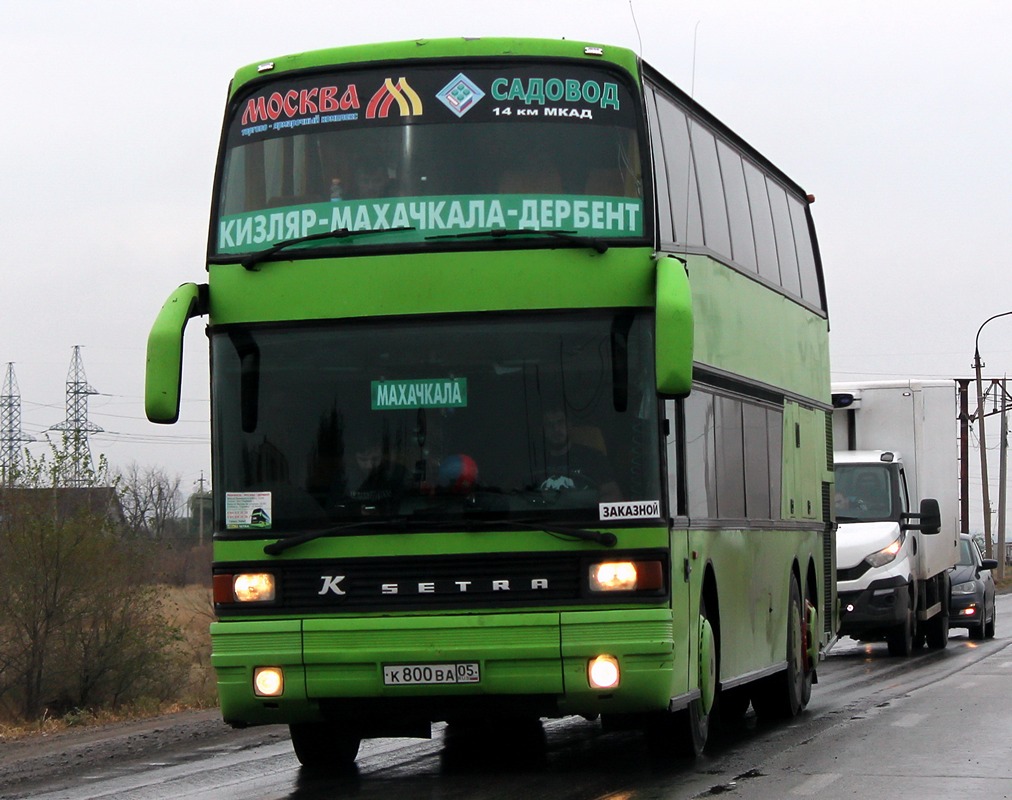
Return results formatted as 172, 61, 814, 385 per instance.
865, 532, 906, 568
951, 581, 980, 596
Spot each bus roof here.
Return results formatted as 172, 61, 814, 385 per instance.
230, 37, 642, 97
226, 36, 813, 200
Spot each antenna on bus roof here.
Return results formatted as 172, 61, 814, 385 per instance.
690, 20, 701, 98
628, 0, 644, 59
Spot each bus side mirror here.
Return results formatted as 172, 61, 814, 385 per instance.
655, 255, 693, 396
145, 283, 206, 424
902, 497, 941, 535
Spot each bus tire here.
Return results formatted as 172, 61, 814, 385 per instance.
645, 595, 713, 758
752, 574, 805, 720
801, 595, 817, 707
289, 722, 361, 770
645, 700, 707, 759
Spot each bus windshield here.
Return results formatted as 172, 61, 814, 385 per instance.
214, 62, 646, 258
211, 311, 662, 533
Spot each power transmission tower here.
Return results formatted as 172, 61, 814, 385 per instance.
1, 362, 35, 485
48, 346, 103, 486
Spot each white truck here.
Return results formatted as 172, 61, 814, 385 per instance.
832, 380, 959, 656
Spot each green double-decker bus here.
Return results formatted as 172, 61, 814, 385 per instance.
146, 37, 835, 766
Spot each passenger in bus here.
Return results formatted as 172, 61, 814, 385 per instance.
329, 438, 408, 514
341, 158, 399, 199
535, 408, 622, 502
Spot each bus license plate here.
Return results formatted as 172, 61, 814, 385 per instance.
383, 662, 480, 686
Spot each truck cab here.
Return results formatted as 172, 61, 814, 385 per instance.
834, 449, 945, 655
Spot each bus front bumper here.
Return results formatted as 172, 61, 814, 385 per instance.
210, 608, 681, 730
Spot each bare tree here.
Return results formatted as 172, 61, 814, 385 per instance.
116, 463, 182, 539
0, 443, 183, 721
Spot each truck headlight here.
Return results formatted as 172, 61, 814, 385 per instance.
865, 532, 906, 568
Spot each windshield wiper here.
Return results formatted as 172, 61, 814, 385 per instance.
464, 518, 617, 547
263, 518, 406, 556
265, 514, 618, 556
426, 227, 608, 254
526, 522, 617, 547
241, 226, 415, 271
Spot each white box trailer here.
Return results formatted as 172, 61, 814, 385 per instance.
832, 380, 960, 655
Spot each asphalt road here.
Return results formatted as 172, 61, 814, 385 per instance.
5, 594, 1011, 800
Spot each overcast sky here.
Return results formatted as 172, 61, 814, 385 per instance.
2, 1, 1010, 517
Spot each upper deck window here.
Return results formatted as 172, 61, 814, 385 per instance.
213, 62, 647, 258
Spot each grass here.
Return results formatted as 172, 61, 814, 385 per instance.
0, 584, 217, 743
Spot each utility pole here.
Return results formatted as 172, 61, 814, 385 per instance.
194, 471, 209, 547
999, 376, 1008, 578
972, 311, 1012, 558
957, 379, 971, 535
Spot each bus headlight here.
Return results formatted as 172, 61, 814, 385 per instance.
588, 655, 620, 689
589, 560, 663, 592
214, 573, 276, 603
253, 667, 284, 697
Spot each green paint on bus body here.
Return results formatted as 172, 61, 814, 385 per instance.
145, 35, 835, 755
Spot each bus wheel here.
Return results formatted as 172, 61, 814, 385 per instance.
752, 575, 805, 720
801, 596, 817, 707
650, 596, 713, 757
645, 597, 713, 758
645, 698, 708, 759
289, 722, 361, 770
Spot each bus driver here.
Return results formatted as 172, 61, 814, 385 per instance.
537, 408, 622, 502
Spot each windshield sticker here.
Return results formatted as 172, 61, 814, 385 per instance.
367, 78, 424, 119
437, 73, 486, 118
229, 65, 633, 146
372, 378, 468, 410
226, 491, 273, 529
238, 78, 424, 138
217, 194, 642, 253
599, 500, 661, 521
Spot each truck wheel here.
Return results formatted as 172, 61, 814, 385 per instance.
925, 574, 950, 649
925, 606, 949, 649
289, 723, 361, 770
752, 575, 805, 720
886, 591, 914, 657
